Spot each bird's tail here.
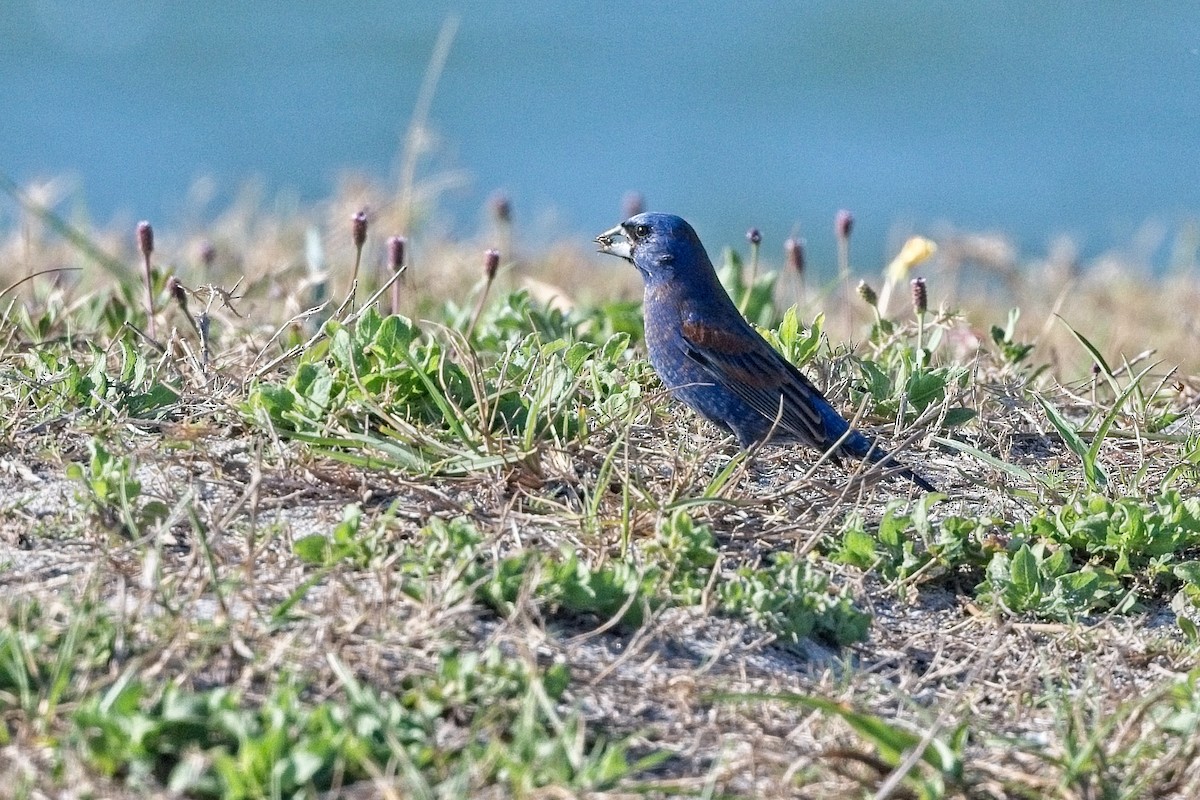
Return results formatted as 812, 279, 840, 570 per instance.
842, 430, 938, 493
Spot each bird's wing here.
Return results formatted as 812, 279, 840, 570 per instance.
679, 316, 831, 448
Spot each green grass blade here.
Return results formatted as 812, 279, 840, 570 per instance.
0, 173, 131, 282
1057, 315, 1117, 390
1085, 361, 1157, 474
1034, 394, 1105, 489
930, 435, 1032, 483
713, 691, 960, 775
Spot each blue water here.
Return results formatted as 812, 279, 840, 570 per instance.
3, 0, 1200, 273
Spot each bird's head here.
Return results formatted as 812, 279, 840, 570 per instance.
595, 212, 708, 285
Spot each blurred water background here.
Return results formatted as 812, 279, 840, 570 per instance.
3, 0, 1200, 275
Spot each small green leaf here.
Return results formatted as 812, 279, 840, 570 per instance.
1178, 614, 1199, 644
293, 534, 333, 566
564, 341, 596, 371
942, 407, 977, 427
905, 370, 947, 410
835, 526, 878, 569
1009, 544, 1041, 605
1175, 561, 1200, 584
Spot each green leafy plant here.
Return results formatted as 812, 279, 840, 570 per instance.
248, 302, 646, 475
977, 541, 1126, 618
0, 600, 117, 730
73, 647, 651, 798
1029, 491, 1200, 581
66, 440, 167, 535
656, 512, 870, 646
847, 293, 976, 427
756, 307, 826, 369
1035, 361, 1155, 492
717, 246, 780, 328
990, 307, 1036, 368
833, 495, 994, 586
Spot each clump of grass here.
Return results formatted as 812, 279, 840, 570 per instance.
71, 646, 653, 797
6, 174, 1200, 797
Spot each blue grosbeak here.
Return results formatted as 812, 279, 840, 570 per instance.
596, 212, 936, 492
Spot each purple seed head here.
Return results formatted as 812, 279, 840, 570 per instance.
490, 192, 512, 224
199, 240, 216, 269
351, 209, 368, 249
387, 236, 406, 273
484, 248, 500, 281
835, 209, 854, 241
167, 275, 187, 306
746, 228, 762, 246
622, 191, 644, 219
136, 220, 154, 258
911, 276, 928, 315
785, 237, 806, 276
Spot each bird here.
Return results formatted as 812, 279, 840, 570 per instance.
595, 212, 937, 492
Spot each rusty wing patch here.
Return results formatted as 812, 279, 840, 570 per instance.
681, 320, 751, 354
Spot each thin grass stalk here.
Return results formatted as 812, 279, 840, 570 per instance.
465, 249, 500, 340
836, 209, 853, 331
137, 221, 156, 338
740, 228, 761, 314
350, 209, 368, 309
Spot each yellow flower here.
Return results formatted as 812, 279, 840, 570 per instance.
886, 236, 937, 283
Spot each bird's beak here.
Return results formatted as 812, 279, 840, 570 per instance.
594, 224, 632, 260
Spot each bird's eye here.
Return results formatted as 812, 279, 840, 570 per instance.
634, 224, 651, 238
